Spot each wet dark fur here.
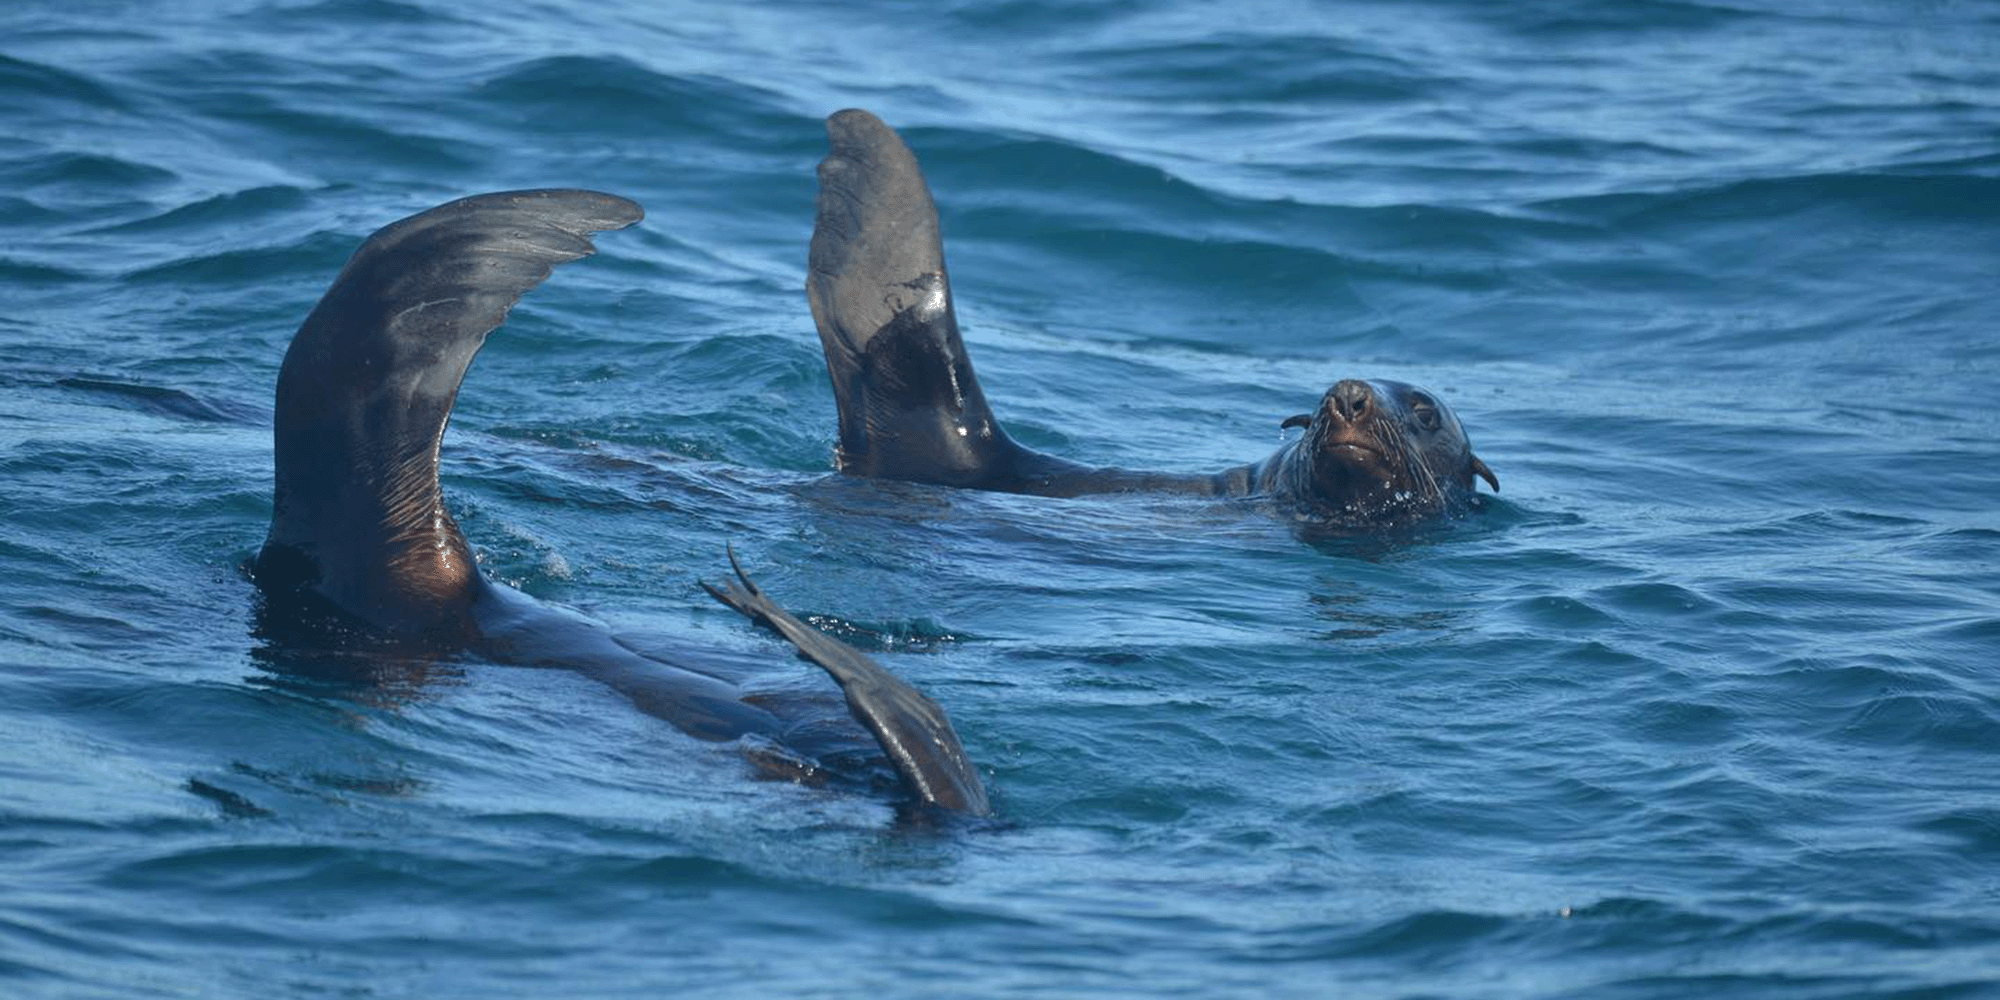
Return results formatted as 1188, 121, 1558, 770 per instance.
252, 189, 989, 815
808, 109, 1497, 525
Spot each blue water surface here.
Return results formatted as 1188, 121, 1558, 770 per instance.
3, 1, 1998, 997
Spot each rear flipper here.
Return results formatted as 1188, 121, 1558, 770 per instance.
808, 109, 1028, 488
702, 548, 992, 816
257, 189, 643, 633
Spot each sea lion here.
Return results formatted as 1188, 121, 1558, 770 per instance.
250, 189, 987, 816
807, 109, 1498, 525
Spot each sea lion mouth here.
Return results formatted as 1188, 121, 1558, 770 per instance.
1318, 433, 1385, 463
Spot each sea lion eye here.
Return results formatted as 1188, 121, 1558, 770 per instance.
1408, 394, 1440, 430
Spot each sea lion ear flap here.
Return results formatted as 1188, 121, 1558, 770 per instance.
1471, 455, 1499, 492
1280, 413, 1312, 431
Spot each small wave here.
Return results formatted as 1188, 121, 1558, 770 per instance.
1918, 806, 2000, 861
206, 98, 479, 174
56, 376, 266, 425
0, 151, 177, 192
1265, 908, 1512, 963
0, 258, 87, 285
798, 613, 979, 652
1534, 171, 2000, 231
84, 185, 311, 236
473, 55, 792, 137
1058, 35, 1443, 105
0, 195, 65, 229
123, 229, 353, 286
1834, 690, 2000, 755
946, 0, 1146, 34
1500, 593, 1619, 632
262, 0, 473, 28
1590, 580, 1723, 621
0, 53, 132, 114
1461, 0, 1761, 36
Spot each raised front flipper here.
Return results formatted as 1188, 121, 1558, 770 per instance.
702, 548, 992, 816
256, 189, 643, 633
808, 109, 1025, 488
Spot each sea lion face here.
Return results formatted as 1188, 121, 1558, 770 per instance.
1280, 378, 1497, 520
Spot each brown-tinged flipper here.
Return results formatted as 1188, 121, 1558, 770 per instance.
254, 189, 643, 634
807, 108, 1035, 488
252, 191, 994, 814
702, 548, 992, 816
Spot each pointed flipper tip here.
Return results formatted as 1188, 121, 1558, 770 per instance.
705, 546, 992, 817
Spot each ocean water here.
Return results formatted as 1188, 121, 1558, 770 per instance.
3, 0, 1999, 996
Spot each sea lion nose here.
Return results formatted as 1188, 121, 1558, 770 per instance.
1328, 380, 1373, 422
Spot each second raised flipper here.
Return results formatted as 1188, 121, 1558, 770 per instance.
808, 109, 1028, 487
702, 549, 992, 816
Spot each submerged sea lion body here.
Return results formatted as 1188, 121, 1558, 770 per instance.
807, 109, 1497, 524
252, 190, 987, 815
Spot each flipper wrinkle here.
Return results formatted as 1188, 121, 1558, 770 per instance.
258, 189, 643, 633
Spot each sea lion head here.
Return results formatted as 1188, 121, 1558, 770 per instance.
1277, 378, 1497, 521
